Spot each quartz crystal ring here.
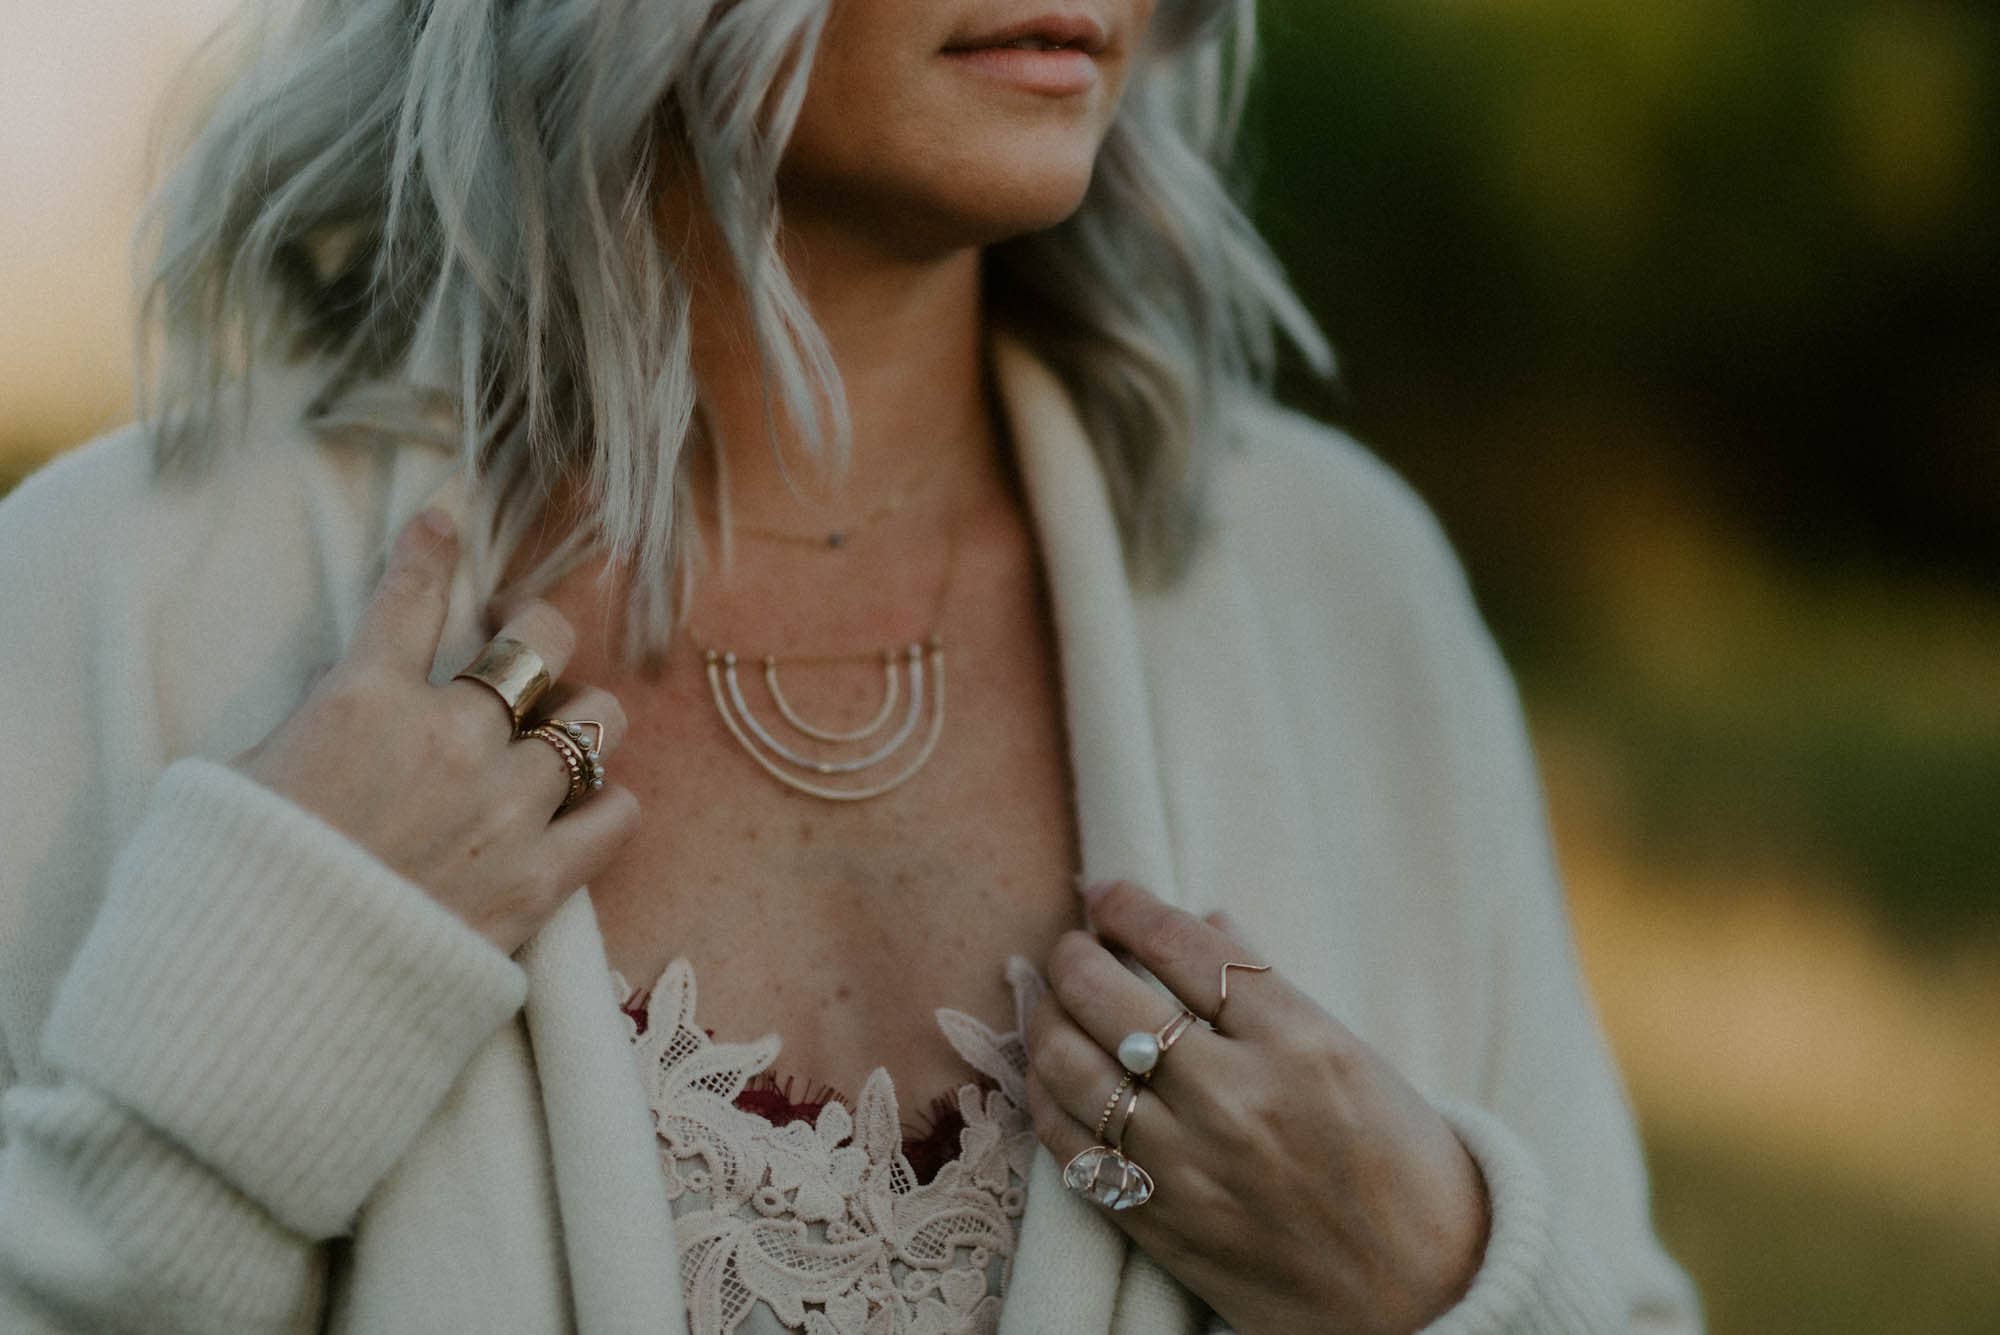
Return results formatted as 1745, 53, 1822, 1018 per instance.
1063, 1144, 1155, 1211
1116, 1007, 1198, 1080
452, 635, 553, 730
522, 718, 607, 813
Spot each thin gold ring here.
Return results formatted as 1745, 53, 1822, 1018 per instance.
522, 717, 607, 813
1094, 1071, 1135, 1144
1215, 961, 1273, 1026
1108, 1081, 1142, 1151
1155, 1008, 1198, 1062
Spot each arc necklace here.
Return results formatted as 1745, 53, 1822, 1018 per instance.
685, 474, 964, 803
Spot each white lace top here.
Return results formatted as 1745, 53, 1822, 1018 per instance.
610, 957, 1047, 1335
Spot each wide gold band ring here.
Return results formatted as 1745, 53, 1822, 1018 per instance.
452, 635, 553, 731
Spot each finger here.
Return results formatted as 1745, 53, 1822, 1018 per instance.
1025, 991, 1171, 1158
1084, 880, 1289, 1038
541, 782, 641, 893
1203, 908, 1254, 951
1044, 929, 1223, 1103
348, 508, 459, 678
446, 596, 578, 736
511, 686, 627, 813
1024, 1068, 1163, 1218
1025, 1066, 1099, 1173
482, 590, 534, 634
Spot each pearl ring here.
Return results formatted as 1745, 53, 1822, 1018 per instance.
1118, 1007, 1198, 1079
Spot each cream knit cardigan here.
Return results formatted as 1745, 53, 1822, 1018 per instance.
0, 331, 1702, 1333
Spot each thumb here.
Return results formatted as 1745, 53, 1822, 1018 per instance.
348, 507, 460, 678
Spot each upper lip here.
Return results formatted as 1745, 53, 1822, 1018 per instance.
942, 12, 1110, 55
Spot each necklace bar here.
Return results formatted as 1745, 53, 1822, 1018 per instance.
703, 645, 947, 801
764, 650, 902, 742
721, 648, 926, 774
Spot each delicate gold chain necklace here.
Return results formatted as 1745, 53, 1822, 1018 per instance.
712, 462, 939, 550
686, 472, 965, 803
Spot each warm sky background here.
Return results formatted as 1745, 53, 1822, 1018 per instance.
0, 1, 235, 453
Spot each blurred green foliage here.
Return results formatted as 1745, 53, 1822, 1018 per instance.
1648, 1129, 2000, 1334
1251, 0, 2000, 948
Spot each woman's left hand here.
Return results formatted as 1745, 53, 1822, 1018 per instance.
1024, 880, 1491, 1335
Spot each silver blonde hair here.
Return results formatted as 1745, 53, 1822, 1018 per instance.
139, 0, 1332, 669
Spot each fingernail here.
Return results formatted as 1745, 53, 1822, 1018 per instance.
1079, 879, 1117, 906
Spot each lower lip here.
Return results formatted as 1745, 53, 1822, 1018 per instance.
940, 46, 1099, 96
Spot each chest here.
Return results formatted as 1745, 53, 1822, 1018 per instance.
539, 514, 1083, 1109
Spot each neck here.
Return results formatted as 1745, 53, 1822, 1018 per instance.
674, 192, 1003, 540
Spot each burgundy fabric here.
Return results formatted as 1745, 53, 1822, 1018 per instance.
619, 991, 991, 1186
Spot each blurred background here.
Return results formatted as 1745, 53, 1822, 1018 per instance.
3, 2, 1996, 1329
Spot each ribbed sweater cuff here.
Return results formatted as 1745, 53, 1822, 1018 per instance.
39, 757, 529, 1240
1418, 1100, 1621, 1334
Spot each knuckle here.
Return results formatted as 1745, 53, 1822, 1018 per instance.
1023, 997, 1055, 1060
310, 671, 369, 718
375, 557, 443, 606
450, 679, 515, 738
1094, 879, 1147, 924
1221, 1080, 1286, 1153
526, 861, 574, 910
1046, 931, 1105, 1003
1026, 1017, 1076, 1079
1027, 1084, 1066, 1146
433, 715, 494, 780
1316, 1024, 1369, 1078
598, 786, 643, 839
1140, 908, 1204, 966
313, 665, 394, 724
512, 599, 576, 663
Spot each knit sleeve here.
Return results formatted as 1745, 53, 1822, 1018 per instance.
0, 758, 528, 1334
1402, 517, 1705, 1334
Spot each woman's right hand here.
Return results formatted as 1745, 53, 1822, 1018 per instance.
231, 506, 639, 956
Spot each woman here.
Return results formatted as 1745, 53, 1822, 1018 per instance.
0, 0, 1702, 1331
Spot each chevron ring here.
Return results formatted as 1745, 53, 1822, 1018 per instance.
1214, 961, 1272, 1026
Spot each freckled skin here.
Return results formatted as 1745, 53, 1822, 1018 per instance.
522, 0, 1155, 1107
550, 471, 1085, 1104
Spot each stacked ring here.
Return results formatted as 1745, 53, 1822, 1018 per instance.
1094, 1072, 1136, 1144
1110, 1079, 1142, 1151
452, 635, 553, 729
1117, 1007, 1198, 1080
522, 718, 607, 813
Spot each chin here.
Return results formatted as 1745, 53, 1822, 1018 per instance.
775, 4, 1138, 261
780, 128, 1101, 258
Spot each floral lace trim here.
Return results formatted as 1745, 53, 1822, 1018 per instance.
610, 957, 1047, 1335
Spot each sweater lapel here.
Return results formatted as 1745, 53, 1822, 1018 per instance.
988, 330, 1205, 1335
356, 332, 1205, 1333
516, 891, 690, 1333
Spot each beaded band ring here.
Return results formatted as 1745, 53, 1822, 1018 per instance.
522, 717, 607, 813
